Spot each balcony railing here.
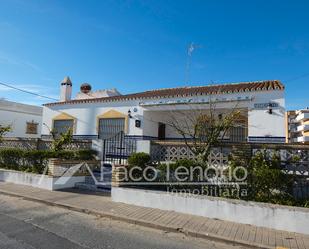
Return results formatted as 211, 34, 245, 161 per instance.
295, 112, 309, 122
296, 136, 309, 143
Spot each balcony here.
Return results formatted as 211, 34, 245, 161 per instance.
296, 124, 309, 132
290, 126, 299, 133
289, 119, 299, 123
296, 136, 309, 143
295, 112, 309, 122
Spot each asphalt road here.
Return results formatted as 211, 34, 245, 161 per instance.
0, 194, 245, 249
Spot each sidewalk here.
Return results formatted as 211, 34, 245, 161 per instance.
0, 182, 308, 249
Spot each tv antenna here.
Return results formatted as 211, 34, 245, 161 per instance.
185, 42, 201, 84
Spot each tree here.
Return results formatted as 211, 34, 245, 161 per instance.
51, 128, 73, 151
0, 125, 11, 142
167, 99, 243, 164
43, 123, 73, 151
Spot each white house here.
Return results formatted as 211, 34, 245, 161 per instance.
0, 99, 42, 138
42, 77, 286, 143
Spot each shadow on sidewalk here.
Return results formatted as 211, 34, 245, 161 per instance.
57, 188, 111, 197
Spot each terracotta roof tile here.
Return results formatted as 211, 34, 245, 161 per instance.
44, 80, 284, 106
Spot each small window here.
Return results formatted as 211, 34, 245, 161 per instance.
53, 119, 73, 136
26, 122, 38, 134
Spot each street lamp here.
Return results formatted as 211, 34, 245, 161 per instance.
268, 103, 273, 114
128, 109, 132, 118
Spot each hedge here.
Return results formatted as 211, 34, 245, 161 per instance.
0, 148, 97, 174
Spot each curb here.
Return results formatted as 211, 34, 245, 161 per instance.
0, 190, 272, 249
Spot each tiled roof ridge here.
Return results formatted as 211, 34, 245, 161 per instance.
44, 80, 284, 106
143, 80, 282, 92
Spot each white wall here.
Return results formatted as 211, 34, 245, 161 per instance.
0, 169, 85, 190
112, 187, 309, 235
248, 91, 285, 138
142, 90, 285, 140
0, 100, 42, 138
42, 89, 285, 141
42, 100, 144, 137
0, 169, 53, 190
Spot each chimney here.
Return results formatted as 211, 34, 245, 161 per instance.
60, 76, 72, 102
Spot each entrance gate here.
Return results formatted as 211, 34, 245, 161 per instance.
102, 131, 137, 165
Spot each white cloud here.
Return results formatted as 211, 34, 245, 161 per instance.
0, 83, 59, 103
0, 84, 50, 93
0, 54, 41, 72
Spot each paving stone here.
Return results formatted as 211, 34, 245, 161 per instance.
0, 182, 308, 249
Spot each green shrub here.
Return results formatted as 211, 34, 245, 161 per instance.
248, 150, 294, 202
51, 128, 73, 151
229, 149, 295, 205
156, 159, 202, 183
74, 149, 97, 160
47, 149, 97, 160
128, 152, 151, 168
0, 148, 23, 170
173, 159, 199, 169
0, 148, 97, 174
0, 125, 11, 142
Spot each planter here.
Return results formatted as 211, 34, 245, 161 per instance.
112, 187, 309, 235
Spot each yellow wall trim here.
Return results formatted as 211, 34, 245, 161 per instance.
97, 109, 127, 119
53, 112, 76, 121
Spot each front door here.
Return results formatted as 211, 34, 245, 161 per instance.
158, 122, 166, 140
98, 118, 125, 139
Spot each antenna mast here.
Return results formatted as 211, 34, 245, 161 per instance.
185, 42, 201, 84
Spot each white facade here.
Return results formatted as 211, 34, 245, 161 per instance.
42, 80, 286, 143
0, 99, 42, 138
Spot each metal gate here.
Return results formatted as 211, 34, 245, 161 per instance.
102, 131, 137, 165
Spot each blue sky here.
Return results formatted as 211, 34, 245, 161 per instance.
0, 0, 308, 109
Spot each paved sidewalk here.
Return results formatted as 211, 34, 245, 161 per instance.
0, 182, 308, 249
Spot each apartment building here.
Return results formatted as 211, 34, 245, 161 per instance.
286, 109, 309, 144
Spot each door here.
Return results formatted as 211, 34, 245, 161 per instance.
98, 118, 125, 139
158, 122, 166, 140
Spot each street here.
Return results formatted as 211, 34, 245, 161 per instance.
0, 194, 245, 249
